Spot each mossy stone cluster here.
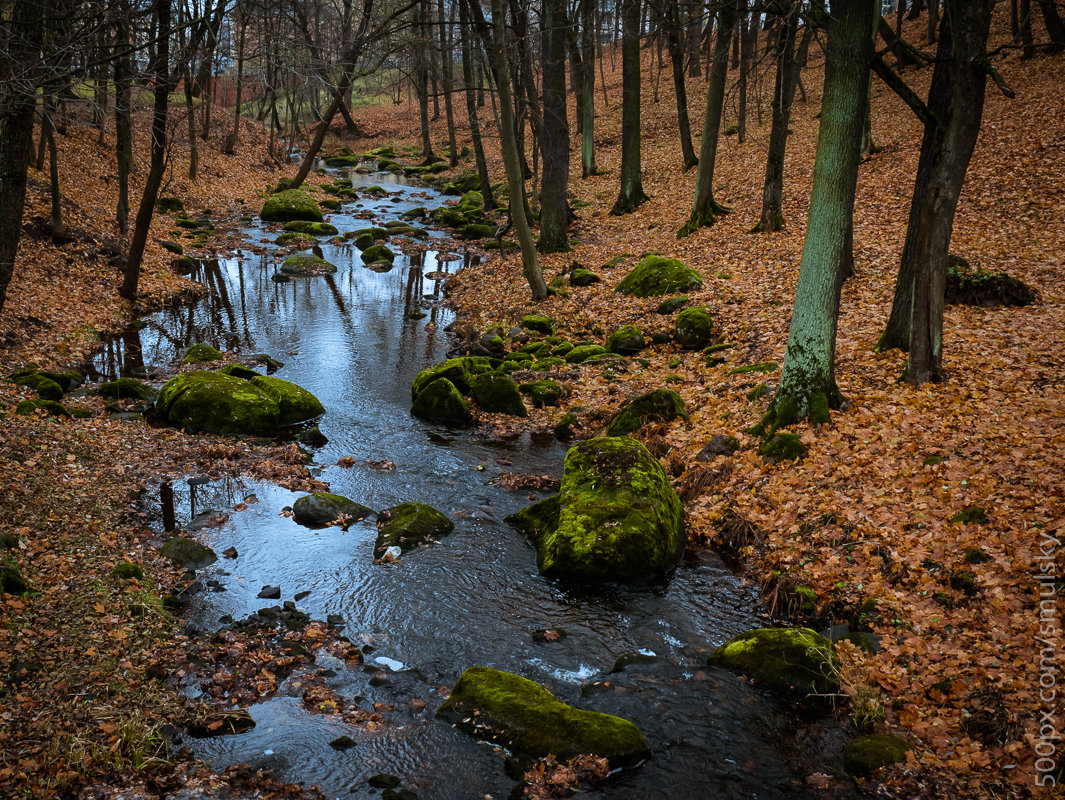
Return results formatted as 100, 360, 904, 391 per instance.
293, 492, 373, 528
98, 377, 156, 401
375, 501, 454, 557
674, 306, 713, 349
519, 380, 563, 408
570, 268, 600, 286
410, 357, 524, 422
469, 371, 527, 416
508, 437, 685, 583
707, 627, 839, 702
437, 666, 648, 765
615, 256, 703, 298
606, 389, 687, 437
565, 344, 607, 364
155, 370, 323, 435
758, 432, 807, 463
261, 189, 323, 223
521, 314, 555, 334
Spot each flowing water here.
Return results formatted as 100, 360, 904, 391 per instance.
90, 167, 853, 799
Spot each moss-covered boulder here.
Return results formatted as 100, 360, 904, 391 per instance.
707, 627, 840, 702
438, 666, 648, 765
283, 220, 339, 236
361, 244, 395, 265
429, 207, 467, 228
401, 207, 428, 220
183, 344, 223, 364
160, 536, 217, 570
606, 325, 644, 355
606, 389, 687, 437
15, 399, 76, 417
293, 492, 373, 528
469, 372, 527, 416
274, 232, 315, 247
565, 344, 608, 364
460, 223, 494, 240
216, 364, 261, 380
411, 378, 472, 424
157, 196, 185, 213
1, 561, 27, 594
249, 375, 325, 425
38, 370, 81, 392
843, 734, 911, 777
674, 306, 713, 349
570, 268, 600, 286
457, 190, 484, 210
280, 253, 338, 277
155, 371, 280, 434
615, 256, 702, 298
111, 560, 145, 580
656, 295, 689, 315
518, 380, 563, 408
99, 377, 156, 401
11, 371, 64, 400
508, 437, 685, 583
522, 314, 555, 335
410, 356, 500, 399
261, 189, 323, 223
375, 501, 454, 557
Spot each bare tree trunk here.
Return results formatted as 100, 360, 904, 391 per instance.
581, 0, 598, 176
460, 0, 494, 207
611, 0, 649, 214
665, 1, 698, 170
439, 0, 459, 165
539, 0, 571, 252
113, 13, 133, 236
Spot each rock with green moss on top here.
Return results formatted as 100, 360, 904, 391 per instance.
293, 492, 373, 528
411, 356, 499, 399
460, 223, 494, 240
565, 344, 607, 364
157, 196, 185, 213
429, 207, 467, 228
161, 240, 183, 255
401, 207, 428, 220
280, 253, 338, 277
606, 389, 687, 437
375, 501, 454, 557
249, 375, 325, 425
111, 560, 145, 580
456, 190, 484, 211
518, 380, 563, 408
570, 268, 600, 286
275, 232, 316, 247
950, 506, 988, 525
183, 344, 223, 364
160, 536, 217, 570
15, 399, 79, 417
411, 378, 472, 424
758, 432, 807, 463
507, 437, 685, 583
674, 306, 713, 349
437, 666, 649, 765
606, 325, 644, 355
1, 561, 27, 594
521, 314, 555, 335
283, 220, 339, 237
469, 372, 527, 416
708, 627, 839, 702
843, 734, 911, 777
529, 357, 565, 372
261, 189, 323, 223
155, 371, 280, 434
361, 244, 395, 266
99, 377, 156, 401
11, 371, 64, 400
615, 256, 702, 298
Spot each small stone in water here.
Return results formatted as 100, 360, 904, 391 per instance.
257, 585, 281, 599
294, 590, 311, 601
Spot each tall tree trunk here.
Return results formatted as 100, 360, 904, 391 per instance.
539, 0, 571, 252
0, 0, 44, 318
927, 0, 939, 42
114, 14, 133, 235
225, 9, 248, 155
580, 0, 598, 176
416, 1, 433, 158
665, 2, 697, 170
460, 0, 494, 207
1019, 0, 1035, 58
737, 12, 751, 143
686, 0, 702, 77
759, 0, 874, 433
678, 0, 739, 236
611, 0, 649, 214
1035, 0, 1065, 53
45, 115, 66, 242
122, 0, 171, 302
439, 0, 459, 165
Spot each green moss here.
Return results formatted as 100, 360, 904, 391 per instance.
843, 734, 911, 777
458, 223, 492, 240
504, 351, 534, 364
293, 492, 373, 528
161, 240, 183, 255
529, 357, 565, 371
429, 207, 467, 228
249, 375, 325, 425
758, 432, 807, 463
518, 380, 563, 408
469, 372, 527, 416
606, 389, 687, 437
615, 256, 702, 298
361, 244, 395, 265
400, 206, 428, 220
606, 325, 644, 355
438, 666, 648, 765
708, 627, 839, 701
746, 383, 768, 402
728, 362, 778, 376
15, 399, 71, 417
950, 506, 988, 525
274, 232, 314, 247
183, 344, 223, 364
923, 454, 947, 466
283, 220, 339, 236
519, 437, 685, 582
522, 314, 555, 335
964, 547, 992, 564
570, 268, 600, 286
410, 378, 472, 423
159, 536, 217, 569
324, 154, 361, 167
157, 196, 184, 213
375, 501, 454, 556
11, 371, 63, 400
280, 253, 338, 276
38, 370, 80, 391
457, 189, 484, 210
155, 371, 281, 434
411, 358, 473, 398
673, 306, 713, 349
655, 296, 688, 315
348, 226, 389, 241
111, 560, 145, 580
216, 364, 260, 380
261, 189, 323, 223
99, 377, 155, 401
808, 391, 831, 425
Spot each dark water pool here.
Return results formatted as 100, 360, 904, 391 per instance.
92, 166, 854, 799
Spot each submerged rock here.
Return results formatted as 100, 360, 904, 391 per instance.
437, 666, 648, 765
507, 437, 685, 583
160, 536, 217, 570
707, 627, 840, 702
375, 501, 454, 557
606, 388, 687, 437
187, 708, 256, 738
293, 492, 373, 528
843, 734, 911, 776
615, 256, 702, 298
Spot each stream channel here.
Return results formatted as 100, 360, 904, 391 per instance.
91, 164, 853, 798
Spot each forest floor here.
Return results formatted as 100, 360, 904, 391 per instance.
0, 5, 1061, 799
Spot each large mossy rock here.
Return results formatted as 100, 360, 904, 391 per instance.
280, 253, 338, 277
361, 244, 395, 265
508, 437, 685, 583
375, 501, 454, 557
183, 344, 223, 364
565, 344, 607, 364
469, 372, 527, 416
674, 306, 713, 349
160, 536, 217, 569
438, 666, 648, 765
11, 371, 64, 401
707, 627, 840, 702
518, 379, 563, 408
249, 375, 325, 425
615, 256, 702, 298
843, 734, 911, 777
155, 371, 280, 434
410, 356, 500, 399
98, 377, 156, 401
283, 220, 339, 236
293, 492, 373, 528
605, 325, 644, 355
411, 378, 472, 424
261, 189, 323, 223
606, 389, 687, 437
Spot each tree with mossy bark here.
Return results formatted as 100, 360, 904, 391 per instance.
610, 0, 648, 215
677, 0, 741, 237
756, 0, 874, 436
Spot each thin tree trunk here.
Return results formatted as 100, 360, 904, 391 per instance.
737, 12, 751, 143
611, 0, 649, 214
460, 0, 494, 207
666, 2, 697, 170
581, 0, 598, 176
927, 0, 939, 42
687, 0, 702, 77
439, 0, 459, 165
1035, 0, 1065, 53
45, 117, 66, 242
1020, 0, 1035, 58
225, 11, 248, 155
113, 15, 133, 236
540, 0, 571, 252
